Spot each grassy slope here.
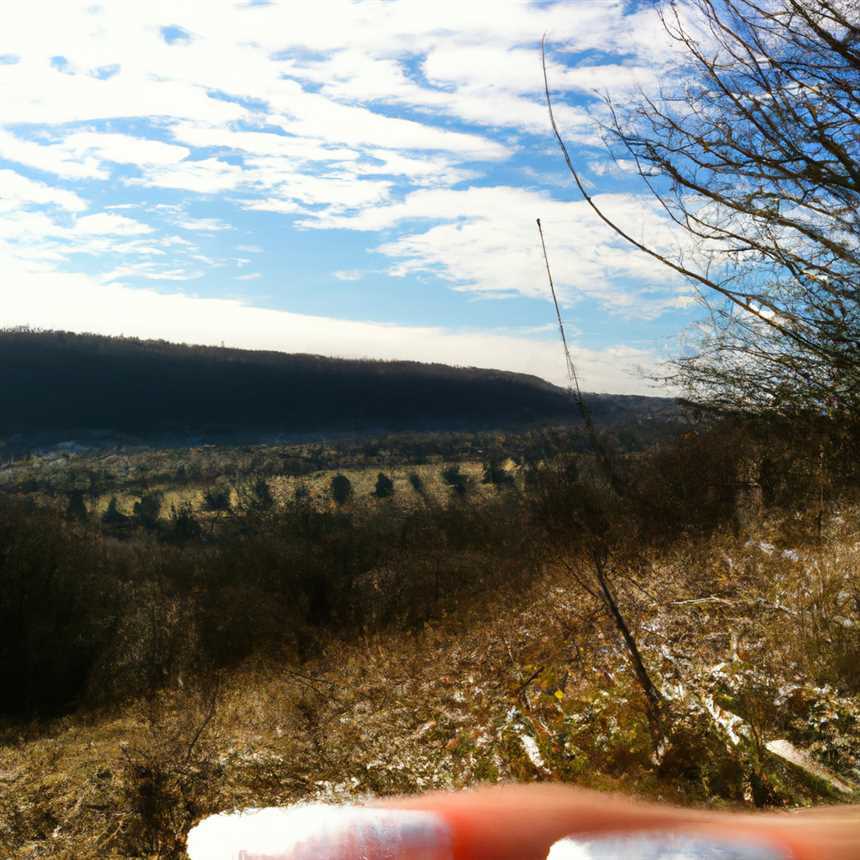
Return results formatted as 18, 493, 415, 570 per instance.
8, 460, 498, 522
3, 512, 858, 858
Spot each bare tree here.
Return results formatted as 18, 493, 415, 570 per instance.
543, 0, 860, 418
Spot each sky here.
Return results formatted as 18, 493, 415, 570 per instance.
0, 0, 704, 394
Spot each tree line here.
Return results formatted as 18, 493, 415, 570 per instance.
0, 328, 672, 442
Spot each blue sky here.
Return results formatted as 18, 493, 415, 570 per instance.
0, 0, 703, 393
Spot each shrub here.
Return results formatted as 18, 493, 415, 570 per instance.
481, 457, 515, 488
373, 472, 394, 499
134, 492, 164, 530
64, 489, 88, 523
202, 485, 231, 512
119, 689, 222, 857
441, 465, 468, 497
238, 476, 275, 513
0, 498, 121, 716
165, 502, 203, 544
330, 474, 352, 506
102, 495, 129, 526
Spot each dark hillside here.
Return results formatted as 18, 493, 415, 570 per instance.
0, 328, 677, 445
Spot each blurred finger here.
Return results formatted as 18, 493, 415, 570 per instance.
376, 784, 860, 860
377, 784, 709, 860
187, 786, 860, 860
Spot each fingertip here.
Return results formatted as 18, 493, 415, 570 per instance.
373, 784, 707, 860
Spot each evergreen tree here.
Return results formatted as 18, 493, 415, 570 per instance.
203, 485, 231, 512
101, 496, 129, 526
64, 489, 88, 523
252, 477, 275, 510
133, 492, 163, 530
441, 464, 468, 497
481, 457, 514, 488
373, 472, 394, 499
330, 473, 353, 506
166, 502, 202, 543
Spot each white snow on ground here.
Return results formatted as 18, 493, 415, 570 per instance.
702, 695, 747, 746
746, 540, 775, 555
519, 733, 547, 771
504, 705, 549, 773
765, 740, 858, 795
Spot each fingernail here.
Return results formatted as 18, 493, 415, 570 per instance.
186, 804, 452, 860
547, 832, 791, 860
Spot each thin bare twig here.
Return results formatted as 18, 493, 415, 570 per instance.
539, 34, 821, 358
536, 217, 625, 496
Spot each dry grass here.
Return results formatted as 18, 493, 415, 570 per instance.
19, 460, 503, 524
3, 509, 858, 858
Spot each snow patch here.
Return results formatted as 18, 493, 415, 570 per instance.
766, 740, 857, 794
702, 695, 747, 746
519, 733, 547, 772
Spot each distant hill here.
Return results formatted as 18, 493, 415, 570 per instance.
0, 328, 678, 448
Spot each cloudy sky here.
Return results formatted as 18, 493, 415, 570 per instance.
0, 0, 702, 393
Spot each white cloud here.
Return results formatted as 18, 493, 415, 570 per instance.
333, 270, 363, 281
423, 45, 569, 95
238, 166, 393, 212
177, 217, 231, 232
169, 123, 359, 164
557, 63, 659, 95
239, 198, 303, 215
0, 168, 87, 212
589, 158, 638, 177
0, 129, 191, 184
132, 157, 246, 193
0, 0, 685, 199
276, 47, 583, 138
269, 3, 675, 137
0, 0, 683, 140
73, 212, 153, 235
270, 97, 511, 159
63, 131, 190, 166
358, 150, 478, 186
0, 192, 212, 287
307, 185, 691, 316
236, 272, 261, 281
0, 130, 107, 179
0, 56, 248, 126
241, 197, 305, 215
98, 263, 203, 282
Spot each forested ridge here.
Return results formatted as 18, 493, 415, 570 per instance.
0, 328, 675, 442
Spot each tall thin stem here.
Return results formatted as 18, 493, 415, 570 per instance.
536, 218, 624, 497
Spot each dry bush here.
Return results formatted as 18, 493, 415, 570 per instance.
117, 686, 223, 858
758, 539, 860, 693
